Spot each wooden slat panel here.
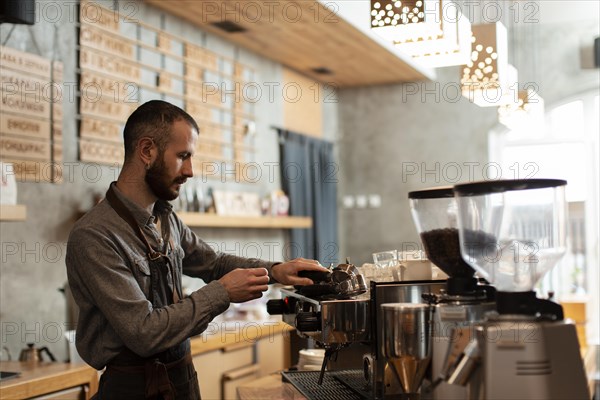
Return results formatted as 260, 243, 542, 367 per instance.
144, 0, 433, 87
0, 134, 51, 161
80, 24, 136, 59
80, 116, 123, 143
80, 97, 137, 121
76, 1, 256, 178
79, 47, 141, 82
282, 68, 323, 138
79, 138, 124, 165
0, 113, 50, 140
0, 204, 27, 222
0, 46, 51, 79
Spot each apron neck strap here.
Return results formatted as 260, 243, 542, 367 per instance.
105, 185, 161, 260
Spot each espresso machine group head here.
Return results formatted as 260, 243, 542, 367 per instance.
442, 179, 590, 399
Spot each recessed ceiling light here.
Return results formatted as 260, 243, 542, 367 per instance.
211, 21, 246, 33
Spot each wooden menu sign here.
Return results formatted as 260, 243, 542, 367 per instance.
79, 47, 141, 82
0, 113, 50, 139
0, 46, 62, 183
80, 116, 123, 143
79, 24, 135, 59
52, 60, 64, 183
79, 138, 123, 166
0, 46, 51, 79
77, 2, 257, 177
0, 135, 51, 161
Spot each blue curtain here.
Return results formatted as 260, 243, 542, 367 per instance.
278, 129, 338, 264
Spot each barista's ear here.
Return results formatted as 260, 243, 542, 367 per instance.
138, 137, 157, 167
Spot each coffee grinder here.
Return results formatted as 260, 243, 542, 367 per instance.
442, 179, 589, 399
408, 187, 496, 400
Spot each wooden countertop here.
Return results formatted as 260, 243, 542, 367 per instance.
0, 361, 98, 400
0, 320, 293, 399
190, 320, 294, 355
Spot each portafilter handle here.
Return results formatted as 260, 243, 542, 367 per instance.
297, 270, 332, 284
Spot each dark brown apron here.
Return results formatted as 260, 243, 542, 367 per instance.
93, 185, 200, 400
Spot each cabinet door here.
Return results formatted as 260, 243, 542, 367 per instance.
193, 343, 255, 400
222, 364, 260, 400
257, 333, 290, 376
193, 351, 222, 400
32, 385, 87, 400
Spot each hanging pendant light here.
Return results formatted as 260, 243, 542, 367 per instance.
461, 22, 518, 107
371, 0, 437, 43
498, 88, 545, 130
408, 8, 471, 68
370, 0, 472, 68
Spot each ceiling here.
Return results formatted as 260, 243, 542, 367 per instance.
144, 0, 434, 87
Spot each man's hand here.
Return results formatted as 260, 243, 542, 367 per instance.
271, 258, 330, 286
218, 268, 269, 303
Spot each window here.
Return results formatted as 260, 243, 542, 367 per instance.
490, 91, 599, 343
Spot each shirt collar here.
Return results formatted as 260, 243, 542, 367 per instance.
108, 182, 172, 227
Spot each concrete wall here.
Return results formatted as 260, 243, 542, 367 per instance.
337, 67, 496, 265
0, 0, 337, 362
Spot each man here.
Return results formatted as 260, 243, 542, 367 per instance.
66, 100, 327, 399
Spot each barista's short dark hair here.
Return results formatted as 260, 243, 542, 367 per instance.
122, 100, 199, 162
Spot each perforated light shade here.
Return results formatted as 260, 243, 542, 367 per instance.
371, 0, 434, 43
404, 6, 472, 67
461, 22, 517, 107
498, 89, 545, 130
371, 0, 472, 68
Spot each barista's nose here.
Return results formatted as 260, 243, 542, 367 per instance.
182, 157, 194, 178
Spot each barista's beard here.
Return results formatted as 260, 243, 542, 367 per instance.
145, 158, 185, 201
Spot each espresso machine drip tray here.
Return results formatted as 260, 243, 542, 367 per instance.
282, 370, 370, 400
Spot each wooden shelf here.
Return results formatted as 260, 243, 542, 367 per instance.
144, 0, 434, 87
178, 212, 312, 229
0, 204, 27, 222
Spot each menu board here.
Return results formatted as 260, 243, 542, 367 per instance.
78, 1, 256, 179
0, 46, 63, 183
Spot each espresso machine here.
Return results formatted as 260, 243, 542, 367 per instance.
268, 260, 446, 399
440, 179, 590, 399
267, 260, 372, 397
408, 187, 496, 400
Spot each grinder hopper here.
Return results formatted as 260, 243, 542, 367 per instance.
408, 187, 479, 295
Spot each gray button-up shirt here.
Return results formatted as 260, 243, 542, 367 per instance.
66, 183, 274, 369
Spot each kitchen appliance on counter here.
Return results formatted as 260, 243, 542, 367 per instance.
408, 187, 496, 400
18, 343, 56, 363
268, 261, 446, 399
441, 179, 589, 399
267, 260, 370, 384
